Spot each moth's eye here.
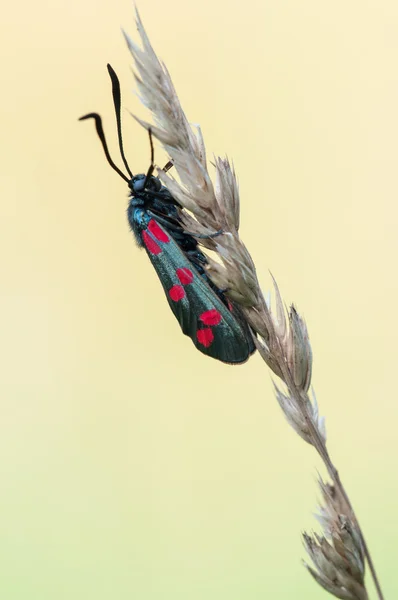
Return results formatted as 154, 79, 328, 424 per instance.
132, 175, 146, 192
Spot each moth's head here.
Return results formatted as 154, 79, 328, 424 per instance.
129, 173, 162, 194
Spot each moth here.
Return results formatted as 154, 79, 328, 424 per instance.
80, 65, 255, 364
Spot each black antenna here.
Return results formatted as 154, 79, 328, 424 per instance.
106, 64, 133, 178
143, 128, 155, 189
79, 112, 130, 183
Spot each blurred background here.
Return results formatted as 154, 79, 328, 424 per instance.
1, 0, 397, 598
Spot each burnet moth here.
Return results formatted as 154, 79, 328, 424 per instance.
80, 65, 255, 364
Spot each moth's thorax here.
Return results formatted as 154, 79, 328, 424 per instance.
127, 206, 148, 247
127, 174, 183, 249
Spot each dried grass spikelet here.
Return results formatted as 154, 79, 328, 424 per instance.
262, 279, 323, 444
303, 480, 367, 600
274, 385, 325, 446
251, 277, 314, 388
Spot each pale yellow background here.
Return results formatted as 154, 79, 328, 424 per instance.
1, 0, 396, 598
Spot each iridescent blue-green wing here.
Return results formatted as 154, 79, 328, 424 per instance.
138, 217, 255, 364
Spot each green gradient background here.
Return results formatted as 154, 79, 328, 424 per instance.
1, 0, 397, 597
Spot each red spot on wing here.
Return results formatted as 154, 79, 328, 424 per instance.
142, 230, 161, 255
197, 328, 214, 348
169, 285, 185, 302
199, 309, 222, 326
227, 300, 233, 312
176, 267, 194, 285
148, 219, 170, 242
